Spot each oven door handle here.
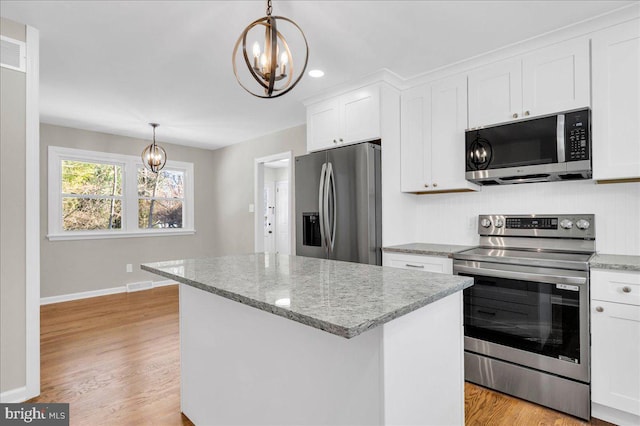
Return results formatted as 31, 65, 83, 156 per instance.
454, 264, 586, 286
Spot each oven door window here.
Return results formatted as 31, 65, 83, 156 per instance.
465, 115, 558, 171
463, 274, 581, 363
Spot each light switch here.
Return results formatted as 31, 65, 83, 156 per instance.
249, 204, 255, 213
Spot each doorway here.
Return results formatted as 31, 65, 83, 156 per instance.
254, 152, 293, 255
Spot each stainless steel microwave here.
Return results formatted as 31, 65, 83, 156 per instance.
465, 108, 592, 185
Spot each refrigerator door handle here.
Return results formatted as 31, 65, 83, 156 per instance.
318, 162, 327, 249
328, 163, 337, 251
323, 162, 332, 253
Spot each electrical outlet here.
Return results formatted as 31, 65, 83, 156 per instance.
126, 263, 133, 273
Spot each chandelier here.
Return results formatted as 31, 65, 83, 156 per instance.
141, 123, 167, 173
232, 0, 309, 98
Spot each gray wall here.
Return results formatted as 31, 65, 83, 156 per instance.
0, 17, 27, 394
210, 125, 306, 256
40, 124, 217, 297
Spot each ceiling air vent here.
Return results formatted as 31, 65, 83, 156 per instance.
1, 35, 26, 72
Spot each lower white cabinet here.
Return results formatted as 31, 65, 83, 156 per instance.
591, 269, 640, 425
383, 252, 452, 274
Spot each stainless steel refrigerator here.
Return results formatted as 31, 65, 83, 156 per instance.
295, 142, 381, 265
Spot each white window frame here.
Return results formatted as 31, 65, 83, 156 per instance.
48, 146, 195, 241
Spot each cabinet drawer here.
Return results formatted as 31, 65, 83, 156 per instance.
383, 253, 452, 274
591, 270, 640, 306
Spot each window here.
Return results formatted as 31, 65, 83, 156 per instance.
48, 146, 194, 240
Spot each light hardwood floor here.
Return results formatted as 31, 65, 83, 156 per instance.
31, 286, 612, 425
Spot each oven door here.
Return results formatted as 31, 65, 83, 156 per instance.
454, 260, 589, 383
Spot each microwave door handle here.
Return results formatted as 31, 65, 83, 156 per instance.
318, 163, 327, 250
557, 114, 565, 162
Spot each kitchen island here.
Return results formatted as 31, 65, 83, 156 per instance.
142, 254, 473, 426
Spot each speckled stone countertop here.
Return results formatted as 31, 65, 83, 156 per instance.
383, 243, 476, 258
590, 254, 640, 272
142, 254, 473, 339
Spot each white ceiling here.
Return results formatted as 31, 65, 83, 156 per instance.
0, 1, 633, 150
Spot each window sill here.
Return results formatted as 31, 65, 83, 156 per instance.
47, 229, 196, 241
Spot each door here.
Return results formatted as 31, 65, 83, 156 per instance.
591, 19, 640, 181
295, 151, 328, 259
522, 37, 590, 117
275, 180, 290, 255
307, 99, 340, 152
591, 300, 640, 415
325, 143, 380, 265
263, 183, 275, 252
341, 86, 380, 144
468, 57, 522, 128
430, 74, 468, 190
400, 84, 429, 192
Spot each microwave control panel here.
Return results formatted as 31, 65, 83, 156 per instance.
565, 109, 590, 162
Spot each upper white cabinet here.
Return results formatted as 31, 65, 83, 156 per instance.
468, 58, 522, 128
591, 19, 640, 182
306, 85, 380, 152
401, 74, 479, 193
468, 37, 590, 128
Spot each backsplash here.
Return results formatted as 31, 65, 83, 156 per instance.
415, 180, 640, 255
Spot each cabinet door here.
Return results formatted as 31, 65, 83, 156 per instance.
307, 98, 340, 152
522, 37, 590, 117
430, 74, 471, 191
468, 58, 522, 128
400, 85, 430, 192
341, 86, 380, 144
591, 300, 640, 416
592, 19, 640, 181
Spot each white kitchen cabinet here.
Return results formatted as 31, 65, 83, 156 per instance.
306, 85, 380, 152
468, 37, 590, 128
400, 74, 479, 193
591, 269, 640, 425
383, 252, 452, 274
468, 58, 522, 128
591, 19, 640, 182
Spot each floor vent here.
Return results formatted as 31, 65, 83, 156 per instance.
126, 281, 153, 293
1, 36, 26, 72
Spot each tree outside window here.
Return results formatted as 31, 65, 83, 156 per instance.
61, 160, 123, 230
137, 168, 185, 229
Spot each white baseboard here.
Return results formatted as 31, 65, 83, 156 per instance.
0, 386, 28, 403
592, 402, 640, 425
40, 280, 177, 305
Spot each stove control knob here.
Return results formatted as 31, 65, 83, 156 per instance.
494, 219, 504, 228
576, 219, 590, 230
480, 218, 492, 228
560, 219, 573, 230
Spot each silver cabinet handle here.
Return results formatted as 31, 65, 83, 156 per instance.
333, 139, 337, 144
318, 163, 327, 251
405, 264, 425, 269
524, 110, 530, 116
433, 183, 438, 188
595, 306, 604, 313
424, 183, 429, 188
623, 286, 632, 293
339, 138, 343, 142
512, 113, 519, 119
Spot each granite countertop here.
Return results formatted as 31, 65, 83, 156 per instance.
590, 254, 640, 272
142, 254, 473, 339
383, 243, 476, 258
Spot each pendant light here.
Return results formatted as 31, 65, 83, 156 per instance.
232, 0, 309, 98
141, 123, 167, 173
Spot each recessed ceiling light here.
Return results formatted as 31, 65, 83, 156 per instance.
309, 69, 325, 78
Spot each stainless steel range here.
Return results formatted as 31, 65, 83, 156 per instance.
453, 214, 595, 420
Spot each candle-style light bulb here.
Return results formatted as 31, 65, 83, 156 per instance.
280, 52, 288, 75
260, 53, 268, 74
252, 42, 261, 58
